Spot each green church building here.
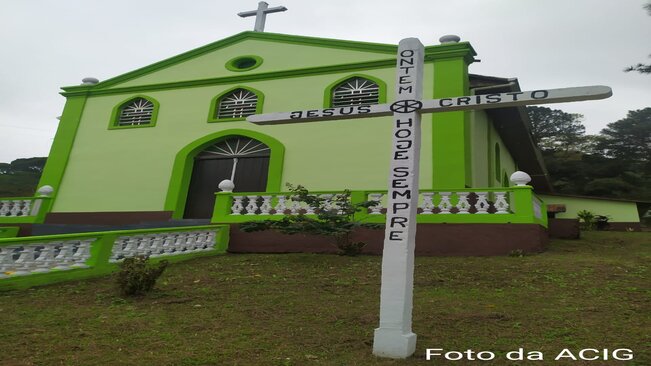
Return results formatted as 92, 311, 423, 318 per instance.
0, 31, 642, 255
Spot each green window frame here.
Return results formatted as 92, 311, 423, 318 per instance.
108, 95, 159, 130
208, 86, 265, 123
323, 74, 386, 108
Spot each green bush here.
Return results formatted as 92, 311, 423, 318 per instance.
577, 210, 595, 230
115, 256, 168, 296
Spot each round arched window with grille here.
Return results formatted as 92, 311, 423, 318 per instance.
331, 77, 380, 107
118, 98, 155, 126
215, 89, 259, 119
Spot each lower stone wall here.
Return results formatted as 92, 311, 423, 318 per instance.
548, 218, 580, 239
228, 223, 548, 256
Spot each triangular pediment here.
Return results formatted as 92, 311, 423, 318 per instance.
63, 32, 401, 92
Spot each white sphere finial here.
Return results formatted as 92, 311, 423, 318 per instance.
36, 185, 54, 197
439, 35, 461, 44
218, 179, 235, 193
81, 77, 99, 85
510, 171, 532, 186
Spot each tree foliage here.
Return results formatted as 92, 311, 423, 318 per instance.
528, 107, 651, 201
624, 2, 651, 74
0, 157, 47, 197
240, 184, 382, 256
527, 106, 585, 151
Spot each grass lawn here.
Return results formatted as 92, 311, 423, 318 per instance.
0, 231, 649, 366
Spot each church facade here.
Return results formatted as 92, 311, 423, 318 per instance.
0, 31, 640, 253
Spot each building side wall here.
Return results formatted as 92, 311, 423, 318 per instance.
538, 195, 640, 222
470, 110, 489, 187
488, 120, 517, 188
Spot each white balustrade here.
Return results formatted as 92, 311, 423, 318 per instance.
0, 238, 95, 277
421, 192, 435, 214
494, 192, 510, 214
456, 192, 470, 214
0, 199, 35, 217
109, 229, 217, 262
475, 192, 489, 214
438, 192, 452, 214
368, 193, 384, 215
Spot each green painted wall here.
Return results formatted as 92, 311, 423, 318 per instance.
111, 39, 393, 89
538, 195, 640, 222
488, 121, 517, 188
52, 67, 436, 212
470, 110, 489, 188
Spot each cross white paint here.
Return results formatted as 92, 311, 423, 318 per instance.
247, 37, 612, 359
238, 1, 287, 32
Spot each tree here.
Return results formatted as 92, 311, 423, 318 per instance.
526, 106, 586, 151
240, 184, 382, 256
596, 108, 651, 169
624, 2, 651, 74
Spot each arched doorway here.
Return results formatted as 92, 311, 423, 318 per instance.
183, 136, 270, 219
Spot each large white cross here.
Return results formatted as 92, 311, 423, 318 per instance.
247, 37, 611, 359
238, 1, 287, 32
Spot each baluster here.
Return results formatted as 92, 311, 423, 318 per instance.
456, 192, 470, 214
274, 195, 287, 215
110, 237, 126, 262
161, 234, 176, 256
204, 231, 217, 250
20, 200, 32, 216
494, 192, 510, 214
122, 237, 140, 258
136, 235, 152, 256
368, 193, 384, 214
245, 195, 259, 215
475, 192, 489, 214
149, 234, 164, 257
71, 240, 93, 268
0, 201, 10, 217
33, 245, 57, 273
259, 196, 272, 215
9, 200, 23, 217
13, 246, 36, 275
193, 231, 207, 251
173, 232, 189, 254
185, 231, 199, 252
231, 196, 244, 215
288, 195, 301, 215
421, 192, 435, 214
438, 192, 452, 214
53, 243, 76, 270
0, 246, 19, 277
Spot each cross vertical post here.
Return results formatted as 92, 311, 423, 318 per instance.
372, 38, 424, 359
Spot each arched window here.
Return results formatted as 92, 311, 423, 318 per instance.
117, 98, 155, 126
215, 88, 259, 120
331, 77, 380, 107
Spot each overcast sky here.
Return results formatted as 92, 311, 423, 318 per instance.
1, 0, 649, 163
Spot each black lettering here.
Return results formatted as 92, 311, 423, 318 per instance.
396, 118, 413, 128
357, 105, 371, 113
439, 98, 453, 107
389, 231, 403, 240
399, 66, 414, 73
390, 216, 408, 228
396, 140, 412, 149
394, 151, 409, 160
476, 95, 482, 104
392, 190, 411, 199
392, 202, 409, 214
289, 111, 302, 119
398, 86, 413, 94
531, 90, 549, 99
322, 108, 335, 116
339, 107, 354, 115
456, 97, 471, 105
506, 92, 524, 101
395, 129, 411, 138
485, 94, 501, 103
392, 179, 408, 188
399, 75, 411, 84
306, 110, 319, 117
393, 166, 410, 178
400, 50, 415, 58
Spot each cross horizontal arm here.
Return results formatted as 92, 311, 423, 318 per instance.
247, 85, 612, 125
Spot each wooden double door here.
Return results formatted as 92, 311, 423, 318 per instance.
183, 136, 270, 219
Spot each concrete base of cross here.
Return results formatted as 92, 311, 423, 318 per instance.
372, 328, 417, 358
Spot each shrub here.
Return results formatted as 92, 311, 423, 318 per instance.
240, 184, 382, 256
115, 256, 168, 296
577, 210, 595, 230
